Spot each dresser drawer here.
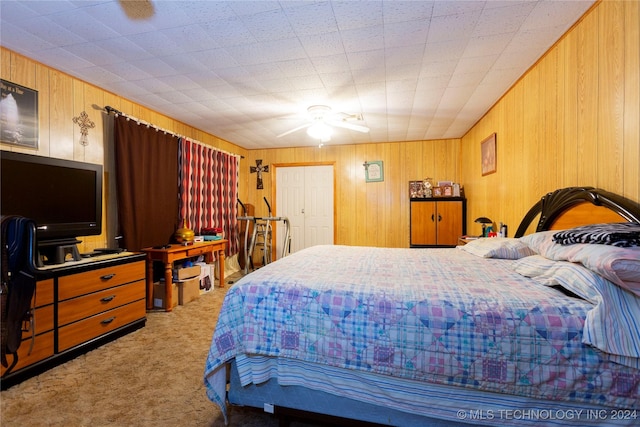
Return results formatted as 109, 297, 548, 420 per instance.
58, 280, 145, 327
35, 279, 54, 307
58, 261, 145, 300
1, 331, 54, 377
57, 299, 146, 352
20, 304, 54, 339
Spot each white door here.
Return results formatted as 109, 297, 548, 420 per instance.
275, 165, 334, 257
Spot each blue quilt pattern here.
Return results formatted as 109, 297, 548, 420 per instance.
205, 245, 640, 411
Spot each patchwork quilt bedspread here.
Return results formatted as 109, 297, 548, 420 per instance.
204, 245, 640, 415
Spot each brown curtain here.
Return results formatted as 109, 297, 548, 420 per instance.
114, 116, 179, 251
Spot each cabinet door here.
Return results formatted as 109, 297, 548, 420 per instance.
410, 201, 437, 245
435, 201, 463, 245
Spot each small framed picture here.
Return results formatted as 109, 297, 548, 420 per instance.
365, 160, 384, 182
481, 133, 497, 176
1, 79, 39, 148
409, 181, 423, 198
442, 185, 453, 197
433, 187, 443, 197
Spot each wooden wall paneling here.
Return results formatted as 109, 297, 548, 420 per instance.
461, 129, 475, 186
366, 143, 384, 247
510, 83, 526, 230
576, 9, 599, 187
82, 84, 108, 251
460, 0, 639, 237
404, 141, 423, 183
72, 79, 85, 161
491, 101, 507, 225
0, 53, 39, 154
337, 144, 356, 245
35, 62, 50, 157
361, 144, 376, 246
433, 139, 451, 184
540, 48, 559, 193
386, 143, 404, 248
354, 144, 369, 246
405, 140, 424, 243
82, 85, 106, 165
347, 144, 360, 246
623, 0, 640, 203
560, 28, 579, 186
49, 71, 75, 160
1, 49, 10, 78
597, 1, 625, 193
522, 67, 543, 204
3, 0, 637, 251
1, 47, 248, 253
12, 51, 36, 90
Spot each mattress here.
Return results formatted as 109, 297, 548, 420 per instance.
204, 245, 640, 423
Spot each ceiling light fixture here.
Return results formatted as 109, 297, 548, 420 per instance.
306, 122, 333, 142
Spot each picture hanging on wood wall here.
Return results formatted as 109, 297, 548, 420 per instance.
0, 79, 39, 148
364, 160, 384, 182
481, 133, 496, 176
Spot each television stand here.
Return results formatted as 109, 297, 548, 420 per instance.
38, 239, 82, 266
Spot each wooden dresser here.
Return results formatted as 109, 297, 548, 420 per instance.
1, 252, 146, 389
410, 197, 467, 247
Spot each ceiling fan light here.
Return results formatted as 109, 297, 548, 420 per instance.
307, 122, 332, 142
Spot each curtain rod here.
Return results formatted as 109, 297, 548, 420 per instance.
104, 105, 244, 159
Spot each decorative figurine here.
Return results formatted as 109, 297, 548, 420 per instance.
423, 178, 433, 198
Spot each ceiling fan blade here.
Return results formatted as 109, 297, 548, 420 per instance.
327, 120, 370, 133
277, 122, 312, 138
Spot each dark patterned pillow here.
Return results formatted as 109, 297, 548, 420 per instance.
552, 222, 640, 247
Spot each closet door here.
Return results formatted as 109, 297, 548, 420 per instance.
276, 165, 334, 257
303, 165, 333, 247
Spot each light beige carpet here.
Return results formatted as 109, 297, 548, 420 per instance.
0, 273, 309, 427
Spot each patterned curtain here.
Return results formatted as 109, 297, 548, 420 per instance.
178, 138, 239, 256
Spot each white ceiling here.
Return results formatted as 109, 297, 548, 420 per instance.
0, 0, 594, 149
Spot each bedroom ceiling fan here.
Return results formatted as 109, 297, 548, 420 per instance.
277, 105, 370, 143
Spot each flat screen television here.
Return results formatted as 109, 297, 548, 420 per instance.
1, 150, 102, 264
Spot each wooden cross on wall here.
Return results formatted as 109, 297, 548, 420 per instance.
250, 159, 269, 189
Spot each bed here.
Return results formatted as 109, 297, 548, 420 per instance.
204, 187, 640, 426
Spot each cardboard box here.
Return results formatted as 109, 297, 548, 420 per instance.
178, 277, 200, 305
153, 281, 178, 309
173, 264, 201, 281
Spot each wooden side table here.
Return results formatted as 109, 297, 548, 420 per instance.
142, 240, 227, 311
457, 237, 478, 246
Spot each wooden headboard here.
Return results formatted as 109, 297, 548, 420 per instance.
514, 187, 640, 237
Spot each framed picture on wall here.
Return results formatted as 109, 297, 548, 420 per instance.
365, 160, 384, 182
481, 133, 496, 176
0, 79, 39, 149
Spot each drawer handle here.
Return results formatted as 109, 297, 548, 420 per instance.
101, 295, 116, 303
101, 316, 116, 325
100, 274, 116, 281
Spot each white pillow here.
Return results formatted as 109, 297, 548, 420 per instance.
520, 230, 640, 296
458, 237, 536, 259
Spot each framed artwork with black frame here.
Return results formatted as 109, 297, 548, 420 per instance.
0, 79, 39, 148
481, 133, 496, 176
